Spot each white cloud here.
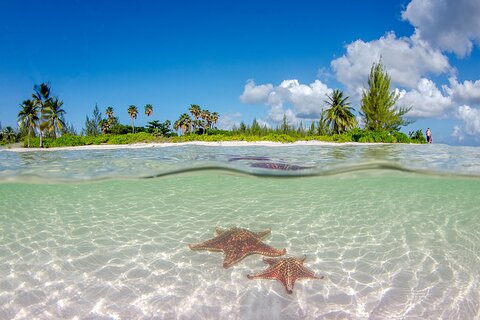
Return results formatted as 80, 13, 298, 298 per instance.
402, 0, 480, 57
239, 80, 273, 104
267, 105, 298, 125
240, 79, 333, 124
256, 118, 271, 129
331, 32, 451, 94
217, 112, 242, 130
451, 125, 464, 141
316, 67, 334, 82
455, 105, 480, 136
444, 78, 480, 105
397, 78, 452, 118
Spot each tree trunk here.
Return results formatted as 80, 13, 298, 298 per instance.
27, 127, 31, 148
39, 127, 43, 148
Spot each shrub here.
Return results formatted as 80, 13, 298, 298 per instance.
392, 131, 410, 143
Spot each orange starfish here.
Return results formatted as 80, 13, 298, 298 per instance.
188, 227, 286, 268
247, 256, 324, 294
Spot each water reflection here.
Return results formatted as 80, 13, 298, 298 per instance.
1, 144, 480, 181
361, 145, 402, 162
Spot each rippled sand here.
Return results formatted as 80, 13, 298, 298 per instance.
1, 171, 479, 319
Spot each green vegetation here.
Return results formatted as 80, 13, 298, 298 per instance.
360, 60, 413, 131
22, 126, 426, 148
144, 104, 153, 127
127, 105, 138, 133
17, 99, 38, 147
84, 104, 103, 136
324, 89, 357, 134
41, 97, 66, 139
7, 61, 430, 148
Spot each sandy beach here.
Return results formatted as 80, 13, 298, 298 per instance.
4, 140, 390, 152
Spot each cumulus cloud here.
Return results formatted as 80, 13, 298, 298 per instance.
455, 105, 480, 136
397, 78, 452, 118
240, 79, 333, 124
331, 32, 451, 94
239, 80, 273, 104
402, 0, 480, 57
217, 112, 242, 130
451, 125, 464, 141
444, 78, 480, 105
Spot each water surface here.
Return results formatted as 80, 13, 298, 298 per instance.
0, 144, 479, 319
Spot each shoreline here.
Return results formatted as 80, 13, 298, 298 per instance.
2, 140, 402, 152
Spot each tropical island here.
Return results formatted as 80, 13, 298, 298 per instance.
2, 61, 426, 148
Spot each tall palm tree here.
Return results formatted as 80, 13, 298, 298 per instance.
128, 105, 138, 133
201, 109, 212, 130
42, 98, 66, 139
144, 104, 153, 126
1, 126, 16, 143
17, 99, 38, 148
174, 113, 192, 135
210, 112, 219, 129
99, 119, 109, 134
189, 104, 201, 119
189, 104, 201, 132
323, 90, 357, 134
105, 106, 114, 119
103, 107, 116, 133
32, 82, 51, 147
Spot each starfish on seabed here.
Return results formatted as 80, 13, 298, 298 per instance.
188, 227, 286, 268
247, 256, 324, 294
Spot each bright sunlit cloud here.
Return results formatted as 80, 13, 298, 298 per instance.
240, 79, 333, 125
402, 0, 480, 57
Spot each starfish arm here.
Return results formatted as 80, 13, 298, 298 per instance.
223, 250, 247, 268
282, 275, 295, 294
188, 237, 226, 251
293, 258, 320, 279
263, 257, 280, 266
215, 227, 229, 235
247, 270, 279, 280
295, 267, 320, 279
251, 228, 271, 239
188, 243, 223, 251
249, 242, 286, 257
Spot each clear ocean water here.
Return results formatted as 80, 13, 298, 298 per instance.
0, 143, 479, 319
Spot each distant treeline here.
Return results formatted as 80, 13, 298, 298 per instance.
3, 59, 428, 147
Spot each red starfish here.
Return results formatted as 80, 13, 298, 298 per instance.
247, 256, 324, 294
188, 227, 286, 268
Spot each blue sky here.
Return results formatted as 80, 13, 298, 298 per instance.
1, 0, 480, 145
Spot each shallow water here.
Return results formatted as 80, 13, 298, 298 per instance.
0, 144, 479, 319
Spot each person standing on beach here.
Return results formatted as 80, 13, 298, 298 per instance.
425, 128, 432, 143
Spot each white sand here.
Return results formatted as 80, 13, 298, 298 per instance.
4, 140, 376, 152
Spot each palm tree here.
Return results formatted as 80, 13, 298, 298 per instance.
201, 109, 211, 130
1, 127, 16, 143
128, 105, 138, 133
174, 113, 192, 135
32, 82, 51, 147
103, 106, 117, 133
99, 119, 109, 134
41, 98, 66, 139
189, 104, 201, 119
17, 99, 39, 147
189, 104, 201, 132
144, 104, 153, 126
105, 106, 114, 119
210, 112, 219, 129
323, 90, 357, 134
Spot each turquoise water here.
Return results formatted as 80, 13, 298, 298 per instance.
0, 144, 479, 319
